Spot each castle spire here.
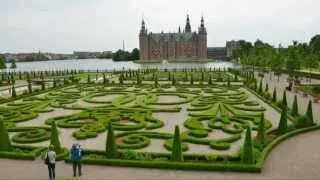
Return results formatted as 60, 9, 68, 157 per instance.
185, 14, 191, 33
140, 19, 146, 35
198, 16, 207, 35
200, 16, 204, 28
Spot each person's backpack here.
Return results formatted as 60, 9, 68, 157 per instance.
44, 152, 49, 165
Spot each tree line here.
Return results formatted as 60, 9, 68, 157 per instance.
233, 34, 320, 75
112, 48, 140, 61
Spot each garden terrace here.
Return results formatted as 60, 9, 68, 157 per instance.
0, 69, 315, 172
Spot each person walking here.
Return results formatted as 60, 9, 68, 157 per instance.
44, 144, 56, 180
70, 144, 83, 177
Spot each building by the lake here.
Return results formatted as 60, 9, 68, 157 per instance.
139, 15, 207, 60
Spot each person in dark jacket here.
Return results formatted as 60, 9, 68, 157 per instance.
70, 144, 83, 177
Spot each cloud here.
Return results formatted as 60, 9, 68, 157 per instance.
0, 0, 319, 53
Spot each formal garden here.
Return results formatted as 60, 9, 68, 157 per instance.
0, 68, 318, 173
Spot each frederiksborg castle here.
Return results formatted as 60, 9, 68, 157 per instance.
139, 15, 207, 60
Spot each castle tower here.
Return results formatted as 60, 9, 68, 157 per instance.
185, 14, 191, 33
139, 19, 148, 60
198, 16, 207, 58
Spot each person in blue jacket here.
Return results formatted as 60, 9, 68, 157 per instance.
70, 144, 83, 177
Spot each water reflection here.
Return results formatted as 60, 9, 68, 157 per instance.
4, 59, 235, 72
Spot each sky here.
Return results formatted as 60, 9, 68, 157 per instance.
0, 0, 319, 53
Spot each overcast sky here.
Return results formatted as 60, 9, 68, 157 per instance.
0, 0, 319, 53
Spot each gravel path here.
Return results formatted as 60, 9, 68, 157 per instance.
257, 72, 320, 122
1, 129, 320, 179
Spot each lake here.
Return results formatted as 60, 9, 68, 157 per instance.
4, 59, 234, 72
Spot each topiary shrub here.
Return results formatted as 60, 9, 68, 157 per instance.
291, 95, 299, 117
294, 115, 309, 128
11, 85, 16, 98
312, 86, 320, 94
257, 113, 265, 150
306, 100, 314, 126
272, 88, 277, 102
282, 91, 287, 107
241, 126, 254, 164
87, 74, 91, 83
265, 83, 269, 93
258, 80, 263, 94
50, 121, 62, 154
0, 120, 12, 151
277, 106, 288, 135
171, 125, 183, 161
106, 121, 117, 158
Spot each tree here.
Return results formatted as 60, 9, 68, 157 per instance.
190, 73, 194, 85
171, 125, 183, 161
87, 74, 91, 83
265, 83, 269, 92
28, 80, 32, 93
103, 74, 106, 84
258, 79, 263, 94
306, 100, 314, 126
11, 85, 16, 98
277, 106, 288, 135
10, 60, 17, 69
106, 121, 117, 158
286, 41, 301, 77
282, 91, 287, 107
172, 74, 176, 85
119, 73, 124, 84
257, 113, 265, 150
208, 74, 212, 85
242, 126, 254, 164
0, 119, 12, 151
41, 80, 45, 91
131, 48, 140, 60
291, 95, 299, 117
50, 121, 62, 153
53, 78, 57, 88
0, 56, 6, 69
272, 88, 277, 102
309, 34, 320, 54
112, 49, 132, 61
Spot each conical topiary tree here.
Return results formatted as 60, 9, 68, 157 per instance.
242, 126, 254, 164
41, 80, 45, 91
50, 121, 62, 154
103, 73, 106, 84
190, 74, 194, 85
265, 83, 269, 92
208, 74, 212, 85
257, 113, 265, 150
291, 95, 299, 117
254, 79, 257, 91
172, 74, 176, 85
87, 74, 91, 83
53, 78, 57, 88
11, 85, 16, 98
282, 91, 287, 107
171, 125, 183, 161
28, 80, 32, 93
106, 121, 117, 158
258, 80, 263, 94
277, 106, 288, 135
306, 100, 314, 126
227, 77, 231, 87
0, 119, 12, 151
272, 88, 277, 102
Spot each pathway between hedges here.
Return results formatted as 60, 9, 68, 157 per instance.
1, 129, 320, 180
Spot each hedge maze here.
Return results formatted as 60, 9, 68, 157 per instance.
0, 69, 316, 172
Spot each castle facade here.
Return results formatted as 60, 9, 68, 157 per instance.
139, 15, 207, 60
